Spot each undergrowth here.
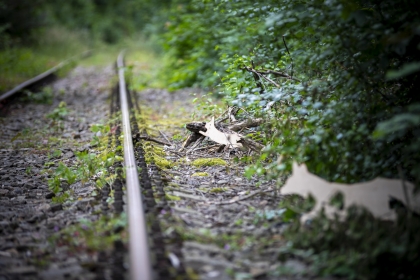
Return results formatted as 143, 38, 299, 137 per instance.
46, 123, 121, 202
276, 195, 420, 279
51, 213, 128, 252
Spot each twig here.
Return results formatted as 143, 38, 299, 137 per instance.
136, 135, 171, 146
259, 69, 301, 82
213, 188, 272, 205
166, 149, 185, 157
282, 35, 294, 78
215, 108, 230, 123
244, 66, 300, 83
193, 144, 220, 151
186, 135, 205, 154
259, 72, 282, 88
159, 130, 172, 145
251, 60, 264, 94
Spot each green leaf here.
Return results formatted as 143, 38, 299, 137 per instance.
386, 62, 420, 80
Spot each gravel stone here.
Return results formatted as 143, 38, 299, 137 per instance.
50, 204, 63, 212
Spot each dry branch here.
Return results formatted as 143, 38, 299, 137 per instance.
133, 134, 171, 146
244, 66, 301, 83
185, 117, 265, 152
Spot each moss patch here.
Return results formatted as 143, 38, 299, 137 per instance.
191, 172, 209, 177
166, 194, 181, 201
192, 158, 227, 167
210, 187, 227, 193
143, 142, 173, 169
154, 155, 173, 169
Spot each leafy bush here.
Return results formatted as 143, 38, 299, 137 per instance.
162, 2, 420, 278
279, 205, 420, 279
163, 0, 420, 185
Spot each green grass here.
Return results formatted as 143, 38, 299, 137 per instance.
0, 28, 166, 93
0, 27, 89, 92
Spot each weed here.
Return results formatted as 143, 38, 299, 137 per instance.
90, 123, 110, 147
51, 149, 62, 158
172, 134, 184, 141
21, 87, 54, 104
46, 101, 68, 121
25, 167, 32, 175
47, 162, 77, 194
52, 191, 71, 203
51, 213, 128, 252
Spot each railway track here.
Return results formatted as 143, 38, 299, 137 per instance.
0, 51, 187, 280
115, 51, 152, 279
1, 49, 297, 280
114, 51, 186, 279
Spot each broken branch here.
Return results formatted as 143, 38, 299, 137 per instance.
134, 134, 171, 146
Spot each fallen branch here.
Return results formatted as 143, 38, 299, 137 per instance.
186, 135, 205, 154
185, 117, 265, 152
193, 144, 221, 152
179, 132, 203, 151
133, 134, 171, 146
159, 130, 172, 146
186, 118, 264, 133
238, 137, 264, 152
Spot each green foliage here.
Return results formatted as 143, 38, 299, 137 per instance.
279, 208, 420, 279
163, 0, 420, 185
47, 162, 77, 194
52, 213, 128, 251
163, 2, 420, 277
45, 123, 120, 201
190, 92, 224, 119
21, 87, 54, 104
46, 101, 69, 121
0, 0, 45, 45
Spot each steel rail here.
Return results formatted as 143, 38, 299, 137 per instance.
117, 51, 152, 280
0, 50, 91, 102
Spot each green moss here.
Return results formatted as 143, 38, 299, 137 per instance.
154, 155, 173, 169
165, 194, 181, 201
210, 187, 227, 193
192, 158, 227, 167
142, 142, 173, 169
191, 172, 209, 177
153, 146, 166, 156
